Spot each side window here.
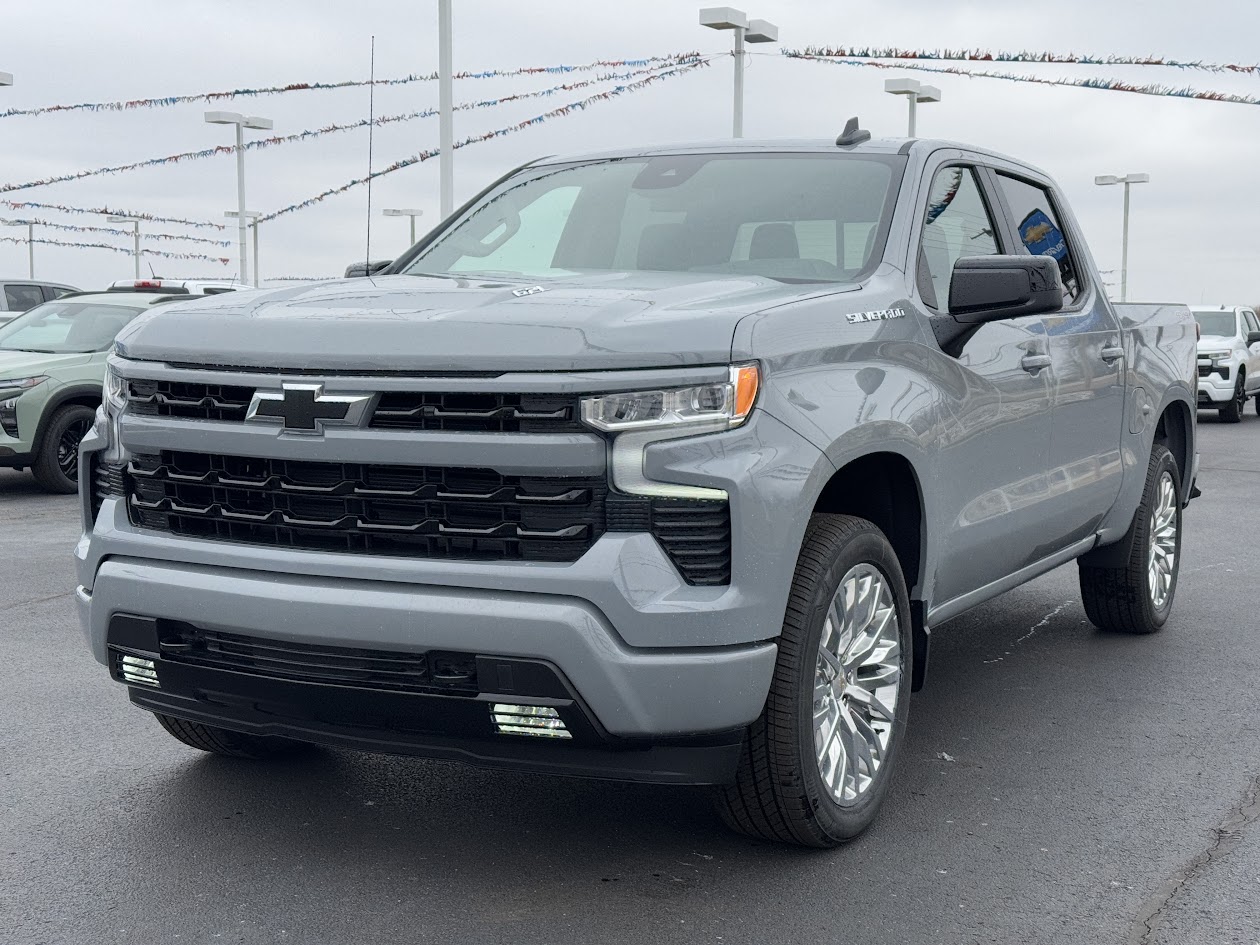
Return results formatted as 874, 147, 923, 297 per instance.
1243, 310, 1259, 334
918, 166, 1000, 310
994, 173, 1082, 302
4, 284, 45, 312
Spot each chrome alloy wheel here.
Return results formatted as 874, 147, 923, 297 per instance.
813, 563, 902, 806
1148, 471, 1178, 610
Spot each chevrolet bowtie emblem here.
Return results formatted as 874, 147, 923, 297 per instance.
245, 383, 372, 434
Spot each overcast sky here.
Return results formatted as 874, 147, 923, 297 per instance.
2, 0, 1258, 304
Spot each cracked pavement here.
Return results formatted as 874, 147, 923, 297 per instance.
3, 414, 1259, 945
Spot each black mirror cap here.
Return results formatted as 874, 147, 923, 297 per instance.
344, 259, 394, 278
1247, 330, 1260, 346
948, 255, 1065, 324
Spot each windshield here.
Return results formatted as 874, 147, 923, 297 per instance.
403, 153, 904, 284
0, 300, 147, 353
1193, 311, 1237, 338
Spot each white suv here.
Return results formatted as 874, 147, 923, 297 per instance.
1194, 305, 1260, 422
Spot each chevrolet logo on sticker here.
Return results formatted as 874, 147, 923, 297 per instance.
847, 308, 907, 325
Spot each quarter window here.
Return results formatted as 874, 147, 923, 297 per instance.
995, 174, 1082, 302
918, 166, 1000, 310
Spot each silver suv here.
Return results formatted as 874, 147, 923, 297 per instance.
1193, 306, 1260, 421
1, 279, 78, 324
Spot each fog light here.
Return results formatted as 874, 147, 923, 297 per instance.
491, 703, 571, 739
119, 654, 159, 687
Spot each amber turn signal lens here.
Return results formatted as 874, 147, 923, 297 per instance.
732, 363, 760, 422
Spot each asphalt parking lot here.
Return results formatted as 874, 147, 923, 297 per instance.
2, 415, 1258, 945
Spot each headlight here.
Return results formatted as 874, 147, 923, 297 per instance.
1208, 352, 1232, 365
581, 363, 760, 500
0, 374, 48, 394
581, 364, 760, 433
99, 362, 130, 464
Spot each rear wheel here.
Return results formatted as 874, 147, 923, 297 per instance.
715, 514, 911, 847
31, 404, 95, 493
1219, 372, 1245, 423
1254, 393, 1260, 416
1078, 444, 1181, 634
154, 713, 308, 759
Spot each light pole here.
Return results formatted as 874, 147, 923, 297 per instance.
225, 211, 262, 286
383, 208, 425, 244
1095, 173, 1150, 302
107, 215, 142, 279
3, 220, 33, 277
438, 0, 454, 219
884, 78, 942, 137
205, 111, 273, 284
700, 7, 779, 138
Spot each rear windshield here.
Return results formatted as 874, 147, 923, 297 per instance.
403, 153, 905, 284
1193, 311, 1236, 338
0, 300, 147, 353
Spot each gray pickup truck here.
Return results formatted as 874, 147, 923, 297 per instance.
77, 126, 1198, 847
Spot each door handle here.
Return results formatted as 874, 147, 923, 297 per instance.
1020, 353, 1052, 374
1101, 345, 1125, 364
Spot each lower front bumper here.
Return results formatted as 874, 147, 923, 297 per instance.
80, 557, 776, 752
1197, 379, 1235, 405
0, 446, 33, 467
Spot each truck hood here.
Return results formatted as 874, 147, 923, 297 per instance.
0, 349, 93, 381
114, 273, 856, 373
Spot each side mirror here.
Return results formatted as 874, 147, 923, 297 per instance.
949, 255, 1064, 322
931, 255, 1064, 356
344, 259, 393, 278
1247, 331, 1260, 346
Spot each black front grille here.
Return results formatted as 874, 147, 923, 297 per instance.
90, 456, 125, 520
1198, 363, 1228, 380
156, 623, 479, 696
126, 380, 583, 434
372, 391, 583, 433
125, 451, 606, 562
127, 379, 254, 421
648, 499, 733, 586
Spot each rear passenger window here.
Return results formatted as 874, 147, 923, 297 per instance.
995, 174, 1083, 302
4, 284, 45, 312
1243, 310, 1260, 334
918, 166, 1000, 310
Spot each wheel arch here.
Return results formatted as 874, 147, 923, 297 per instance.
1153, 397, 1193, 486
32, 384, 101, 454
810, 447, 930, 691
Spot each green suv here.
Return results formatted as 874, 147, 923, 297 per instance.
0, 291, 180, 492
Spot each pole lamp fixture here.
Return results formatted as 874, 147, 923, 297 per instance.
225, 210, 262, 287
3, 219, 34, 278
1094, 173, 1150, 302
383, 208, 425, 245
205, 111, 273, 285
884, 78, 941, 137
106, 215, 144, 280
0, 72, 13, 87
700, 7, 779, 138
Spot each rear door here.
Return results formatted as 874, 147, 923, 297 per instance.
914, 158, 1057, 604
990, 169, 1126, 547
3, 283, 45, 313
1242, 309, 1260, 393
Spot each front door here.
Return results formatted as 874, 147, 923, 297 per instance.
993, 171, 1127, 548
914, 161, 1058, 605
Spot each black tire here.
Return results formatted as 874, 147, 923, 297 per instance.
1078, 444, 1182, 634
1219, 373, 1245, 423
154, 713, 307, 759
1254, 393, 1260, 417
31, 404, 96, 494
715, 514, 912, 847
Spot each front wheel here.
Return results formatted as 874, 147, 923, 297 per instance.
1219, 373, 1245, 423
31, 404, 95, 493
1078, 444, 1182, 634
1254, 393, 1260, 417
715, 514, 912, 847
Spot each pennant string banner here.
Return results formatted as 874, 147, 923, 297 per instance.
0, 54, 701, 120
0, 216, 232, 246
785, 53, 1260, 107
784, 47, 1260, 76
0, 59, 703, 196
0, 234, 230, 264
256, 57, 710, 223
2, 200, 225, 230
